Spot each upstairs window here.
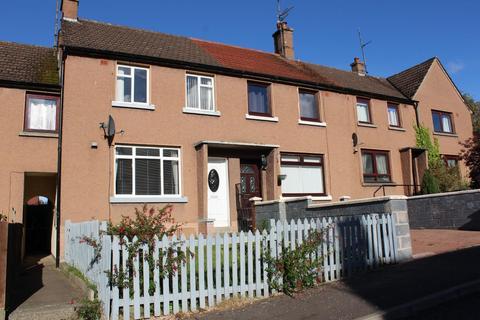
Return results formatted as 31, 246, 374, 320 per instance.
24, 94, 59, 132
387, 103, 401, 127
299, 90, 320, 122
186, 74, 215, 111
432, 110, 454, 133
362, 150, 391, 183
356, 98, 371, 123
280, 153, 325, 196
115, 145, 181, 197
115, 65, 149, 105
248, 82, 271, 116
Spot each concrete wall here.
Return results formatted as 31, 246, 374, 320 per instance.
408, 189, 480, 230
255, 195, 412, 261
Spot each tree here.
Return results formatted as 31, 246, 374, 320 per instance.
463, 93, 480, 133
460, 132, 480, 188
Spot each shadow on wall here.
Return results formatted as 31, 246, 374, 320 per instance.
340, 246, 480, 318
459, 209, 480, 231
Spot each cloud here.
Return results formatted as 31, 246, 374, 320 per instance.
447, 61, 465, 74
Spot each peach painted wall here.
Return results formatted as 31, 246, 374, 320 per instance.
60, 55, 425, 233
415, 59, 473, 176
0, 87, 58, 223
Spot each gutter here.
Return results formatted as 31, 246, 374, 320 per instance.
55, 50, 66, 268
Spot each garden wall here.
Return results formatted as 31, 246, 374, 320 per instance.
407, 189, 480, 230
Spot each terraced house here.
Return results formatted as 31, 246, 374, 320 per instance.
0, 0, 472, 259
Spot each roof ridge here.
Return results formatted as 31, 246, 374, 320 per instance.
0, 40, 54, 50
300, 60, 390, 81
387, 56, 436, 79
191, 37, 281, 57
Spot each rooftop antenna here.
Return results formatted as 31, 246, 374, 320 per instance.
54, 0, 61, 49
357, 29, 372, 74
276, 0, 294, 57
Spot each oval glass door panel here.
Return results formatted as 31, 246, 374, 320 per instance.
208, 169, 220, 192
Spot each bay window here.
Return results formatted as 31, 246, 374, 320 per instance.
280, 153, 325, 196
115, 145, 180, 197
362, 150, 391, 183
24, 94, 59, 132
185, 74, 215, 112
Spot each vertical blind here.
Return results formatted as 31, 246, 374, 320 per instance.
115, 146, 180, 196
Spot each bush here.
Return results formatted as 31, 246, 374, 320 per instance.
263, 230, 323, 296
421, 169, 440, 194
75, 298, 102, 320
460, 132, 480, 188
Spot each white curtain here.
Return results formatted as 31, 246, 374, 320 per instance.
356, 103, 369, 122
442, 115, 452, 132
376, 155, 388, 174
200, 86, 213, 110
186, 76, 199, 109
28, 98, 56, 131
280, 165, 323, 194
388, 108, 399, 126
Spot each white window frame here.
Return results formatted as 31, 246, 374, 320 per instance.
356, 98, 371, 123
183, 73, 218, 115
113, 64, 155, 110
113, 145, 183, 199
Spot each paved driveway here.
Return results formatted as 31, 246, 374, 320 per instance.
411, 229, 480, 256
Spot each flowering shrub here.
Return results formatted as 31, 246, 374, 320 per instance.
263, 230, 324, 296
82, 205, 190, 295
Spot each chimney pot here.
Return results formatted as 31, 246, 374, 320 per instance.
351, 57, 366, 76
62, 0, 79, 20
273, 21, 294, 59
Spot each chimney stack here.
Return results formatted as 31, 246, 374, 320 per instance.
273, 22, 294, 59
61, 0, 79, 21
350, 57, 366, 76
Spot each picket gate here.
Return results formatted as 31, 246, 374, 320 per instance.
65, 213, 397, 319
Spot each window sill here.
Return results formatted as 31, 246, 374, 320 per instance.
183, 108, 221, 117
298, 120, 327, 127
110, 196, 188, 204
19, 131, 58, 138
357, 123, 377, 128
311, 195, 332, 201
245, 114, 279, 122
433, 132, 458, 138
112, 101, 156, 110
388, 126, 406, 132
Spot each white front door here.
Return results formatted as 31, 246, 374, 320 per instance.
207, 158, 230, 228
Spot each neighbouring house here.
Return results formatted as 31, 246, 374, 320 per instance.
0, 0, 472, 260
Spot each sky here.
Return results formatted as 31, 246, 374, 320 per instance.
0, 0, 478, 99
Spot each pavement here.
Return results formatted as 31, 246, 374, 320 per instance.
189, 230, 480, 320
7, 255, 84, 320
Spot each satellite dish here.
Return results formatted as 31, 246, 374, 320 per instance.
352, 133, 358, 147
107, 115, 116, 138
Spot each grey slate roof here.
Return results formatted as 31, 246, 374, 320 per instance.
0, 41, 59, 86
60, 19, 411, 102
387, 58, 436, 99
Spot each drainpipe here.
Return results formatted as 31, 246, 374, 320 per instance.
55, 50, 66, 268
413, 101, 420, 127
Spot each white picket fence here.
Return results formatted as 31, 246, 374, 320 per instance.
65, 213, 398, 319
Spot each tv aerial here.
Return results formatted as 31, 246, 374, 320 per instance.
358, 29, 372, 74
100, 115, 124, 146
276, 0, 294, 23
